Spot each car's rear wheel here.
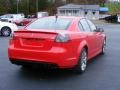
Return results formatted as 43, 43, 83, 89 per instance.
75, 48, 88, 73
1, 27, 11, 37
21, 65, 33, 70
101, 40, 106, 54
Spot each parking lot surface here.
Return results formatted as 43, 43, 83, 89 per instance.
0, 24, 120, 90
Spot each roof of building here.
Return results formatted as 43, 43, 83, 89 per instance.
58, 4, 100, 11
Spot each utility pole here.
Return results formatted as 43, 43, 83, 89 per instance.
84, 0, 88, 17
36, 0, 38, 17
17, 0, 19, 13
27, 0, 30, 15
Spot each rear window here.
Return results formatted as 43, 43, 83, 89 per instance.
26, 17, 72, 30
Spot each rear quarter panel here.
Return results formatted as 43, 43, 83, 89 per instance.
65, 19, 89, 65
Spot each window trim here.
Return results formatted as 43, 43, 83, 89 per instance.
79, 18, 91, 32
78, 21, 85, 32
86, 19, 96, 32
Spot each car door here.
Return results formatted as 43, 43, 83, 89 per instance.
86, 19, 103, 51
79, 19, 98, 57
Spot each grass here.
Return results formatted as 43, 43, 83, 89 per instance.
105, 3, 120, 14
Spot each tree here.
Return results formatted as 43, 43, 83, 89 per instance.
0, 0, 13, 14
0, 0, 108, 15
99, 0, 107, 6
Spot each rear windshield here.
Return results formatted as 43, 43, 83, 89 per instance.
26, 17, 72, 30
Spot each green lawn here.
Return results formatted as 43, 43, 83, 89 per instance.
105, 3, 120, 14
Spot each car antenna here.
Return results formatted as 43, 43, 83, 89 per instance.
55, 14, 58, 23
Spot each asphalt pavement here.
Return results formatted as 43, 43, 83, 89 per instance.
0, 24, 120, 90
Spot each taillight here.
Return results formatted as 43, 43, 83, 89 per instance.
9, 34, 13, 44
55, 34, 70, 42
9, 33, 16, 44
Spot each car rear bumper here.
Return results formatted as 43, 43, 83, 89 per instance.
10, 58, 58, 69
8, 47, 78, 68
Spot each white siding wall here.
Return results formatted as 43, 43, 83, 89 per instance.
57, 9, 99, 20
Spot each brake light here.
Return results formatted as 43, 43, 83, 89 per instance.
9, 34, 13, 44
9, 33, 17, 44
10, 33, 14, 40
55, 34, 70, 42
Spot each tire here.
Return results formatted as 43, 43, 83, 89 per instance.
21, 65, 33, 70
74, 48, 88, 73
1, 27, 11, 37
101, 40, 106, 55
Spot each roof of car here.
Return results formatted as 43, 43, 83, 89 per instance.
42, 16, 84, 20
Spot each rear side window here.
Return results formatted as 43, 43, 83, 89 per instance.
86, 20, 96, 31
78, 22, 84, 31
26, 17, 72, 30
80, 19, 91, 32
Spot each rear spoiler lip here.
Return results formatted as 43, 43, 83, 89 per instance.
14, 30, 58, 34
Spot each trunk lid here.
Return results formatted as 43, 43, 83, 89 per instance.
13, 30, 58, 50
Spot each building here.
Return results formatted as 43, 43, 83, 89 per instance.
48, 0, 66, 3
107, 0, 120, 2
57, 4, 100, 19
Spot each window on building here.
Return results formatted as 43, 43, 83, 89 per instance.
66, 10, 68, 13
60, 10, 65, 14
85, 11, 88, 15
92, 11, 96, 15
73, 10, 79, 16
66, 10, 72, 15
73, 10, 76, 14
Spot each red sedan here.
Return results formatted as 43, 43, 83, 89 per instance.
15, 18, 35, 26
8, 16, 106, 73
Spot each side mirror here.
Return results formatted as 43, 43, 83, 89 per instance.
94, 28, 104, 32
